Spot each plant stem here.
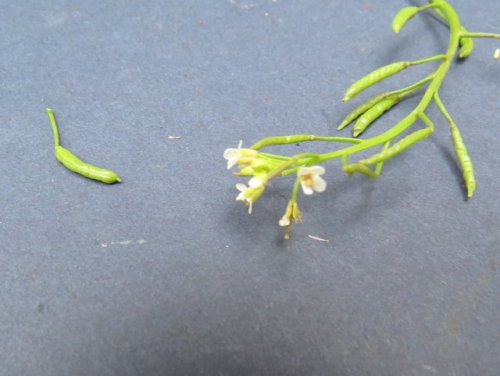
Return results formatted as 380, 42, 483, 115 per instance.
251, 135, 362, 150
461, 32, 500, 39
46, 108, 60, 148
290, 178, 301, 203
411, 54, 447, 65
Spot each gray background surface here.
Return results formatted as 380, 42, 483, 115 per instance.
1, 1, 499, 375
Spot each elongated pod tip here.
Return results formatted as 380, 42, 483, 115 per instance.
341, 166, 354, 177
342, 96, 351, 103
352, 130, 362, 138
116, 177, 122, 183
46, 108, 53, 114
466, 184, 475, 198
337, 122, 349, 131
392, 6, 419, 34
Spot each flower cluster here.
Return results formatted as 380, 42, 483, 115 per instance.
224, 141, 328, 238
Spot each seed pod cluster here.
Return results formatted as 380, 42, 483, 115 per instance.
352, 96, 401, 137
337, 93, 388, 131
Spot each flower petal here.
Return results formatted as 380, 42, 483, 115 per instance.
298, 165, 325, 177
248, 177, 264, 188
311, 165, 325, 175
223, 149, 232, 160
236, 183, 247, 192
301, 181, 314, 195
279, 216, 290, 226
312, 176, 327, 192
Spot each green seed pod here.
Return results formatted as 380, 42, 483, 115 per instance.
361, 127, 432, 165
337, 93, 387, 131
450, 125, 476, 197
47, 108, 121, 184
352, 96, 401, 137
458, 26, 474, 59
343, 163, 379, 179
55, 146, 122, 184
343, 61, 410, 102
392, 6, 420, 34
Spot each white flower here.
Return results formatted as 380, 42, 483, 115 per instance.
278, 201, 302, 226
223, 140, 257, 170
235, 176, 265, 214
297, 166, 327, 195
278, 215, 290, 227
278, 201, 302, 239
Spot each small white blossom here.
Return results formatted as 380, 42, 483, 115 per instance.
278, 215, 290, 227
278, 201, 302, 239
235, 177, 265, 214
223, 140, 257, 170
298, 166, 327, 195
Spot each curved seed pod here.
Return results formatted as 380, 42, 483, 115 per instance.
360, 127, 432, 165
55, 146, 122, 184
392, 6, 420, 34
47, 108, 121, 184
458, 26, 474, 59
432, 11, 473, 58
352, 96, 401, 137
343, 61, 410, 102
450, 125, 476, 197
343, 163, 379, 179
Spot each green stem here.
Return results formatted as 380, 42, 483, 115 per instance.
418, 112, 435, 131
419, 3, 438, 12
393, 74, 435, 97
433, 92, 453, 123
259, 152, 291, 161
251, 134, 362, 150
410, 54, 447, 65
461, 32, 500, 39
46, 108, 60, 148
290, 177, 301, 203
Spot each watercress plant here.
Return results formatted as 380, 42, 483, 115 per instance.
224, 0, 499, 239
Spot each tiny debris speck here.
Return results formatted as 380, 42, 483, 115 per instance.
308, 235, 331, 243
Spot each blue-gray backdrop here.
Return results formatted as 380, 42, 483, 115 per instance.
1, 1, 499, 375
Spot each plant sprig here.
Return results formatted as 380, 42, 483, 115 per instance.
223, 0, 499, 239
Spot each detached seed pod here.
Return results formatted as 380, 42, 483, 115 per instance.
353, 96, 401, 137
450, 125, 476, 197
343, 61, 410, 102
392, 6, 420, 34
46, 108, 122, 184
55, 146, 122, 184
